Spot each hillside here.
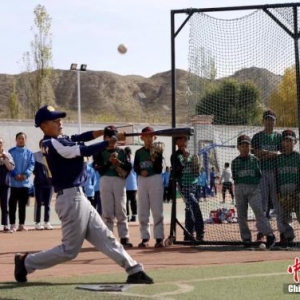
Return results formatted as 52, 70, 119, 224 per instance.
0, 67, 280, 124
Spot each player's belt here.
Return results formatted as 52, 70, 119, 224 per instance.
57, 186, 83, 196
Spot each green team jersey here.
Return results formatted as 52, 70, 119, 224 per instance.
231, 154, 261, 185
134, 147, 162, 176
95, 147, 129, 177
275, 151, 300, 193
251, 131, 282, 170
171, 150, 198, 186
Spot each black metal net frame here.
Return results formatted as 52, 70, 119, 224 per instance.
165, 3, 300, 249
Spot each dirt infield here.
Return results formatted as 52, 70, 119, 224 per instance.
0, 223, 296, 282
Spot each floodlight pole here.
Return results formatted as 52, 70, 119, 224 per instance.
77, 70, 81, 134
70, 64, 87, 134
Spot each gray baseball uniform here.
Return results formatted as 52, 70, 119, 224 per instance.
24, 132, 143, 275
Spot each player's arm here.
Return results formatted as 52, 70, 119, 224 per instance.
252, 148, 280, 160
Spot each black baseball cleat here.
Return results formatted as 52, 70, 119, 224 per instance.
126, 271, 154, 284
266, 234, 276, 248
120, 238, 133, 248
14, 253, 28, 283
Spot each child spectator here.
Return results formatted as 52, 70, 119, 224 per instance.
33, 140, 54, 230
124, 147, 138, 222
93, 126, 133, 248
162, 166, 171, 203
220, 162, 235, 205
0, 137, 15, 232
134, 127, 164, 248
84, 161, 97, 208
275, 130, 300, 246
197, 167, 208, 201
231, 134, 275, 248
209, 167, 217, 196
171, 135, 204, 242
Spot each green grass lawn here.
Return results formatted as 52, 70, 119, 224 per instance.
0, 261, 298, 300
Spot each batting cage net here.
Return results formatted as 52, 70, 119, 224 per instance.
167, 3, 300, 249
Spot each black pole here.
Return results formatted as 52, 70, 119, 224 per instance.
293, 7, 300, 148
169, 10, 177, 239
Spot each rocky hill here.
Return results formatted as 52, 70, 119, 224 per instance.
0, 67, 281, 124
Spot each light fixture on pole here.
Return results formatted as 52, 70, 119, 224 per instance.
70, 63, 87, 133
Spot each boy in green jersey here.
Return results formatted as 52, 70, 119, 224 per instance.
134, 127, 164, 248
251, 110, 282, 219
93, 126, 133, 248
171, 136, 204, 241
275, 129, 300, 245
232, 134, 275, 248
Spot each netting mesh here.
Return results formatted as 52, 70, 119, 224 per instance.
179, 6, 300, 246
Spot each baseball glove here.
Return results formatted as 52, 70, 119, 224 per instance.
150, 141, 165, 160
278, 194, 298, 212
110, 152, 129, 179
114, 165, 129, 179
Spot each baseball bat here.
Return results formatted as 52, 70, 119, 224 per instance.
124, 127, 194, 137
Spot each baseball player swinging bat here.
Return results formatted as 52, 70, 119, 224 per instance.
124, 127, 194, 137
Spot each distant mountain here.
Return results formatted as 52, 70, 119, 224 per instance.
0, 67, 280, 124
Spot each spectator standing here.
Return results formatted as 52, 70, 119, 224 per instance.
134, 127, 164, 248
9, 132, 35, 232
33, 140, 54, 230
0, 137, 15, 232
251, 110, 282, 219
92, 154, 102, 215
124, 147, 138, 222
94, 126, 133, 248
162, 166, 171, 203
197, 167, 208, 202
251, 109, 284, 241
209, 167, 217, 196
220, 162, 235, 205
275, 130, 300, 245
231, 134, 275, 248
171, 136, 204, 242
84, 162, 97, 208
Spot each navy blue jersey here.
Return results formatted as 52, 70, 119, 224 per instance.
41, 131, 108, 191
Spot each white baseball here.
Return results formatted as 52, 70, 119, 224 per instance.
259, 243, 266, 250
117, 44, 127, 54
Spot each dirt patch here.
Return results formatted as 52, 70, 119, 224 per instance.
0, 224, 295, 282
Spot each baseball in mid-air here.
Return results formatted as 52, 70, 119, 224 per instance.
258, 243, 266, 250
117, 44, 127, 54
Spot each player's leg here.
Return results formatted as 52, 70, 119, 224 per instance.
235, 185, 251, 242
100, 176, 116, 232
34, 186, 43, 229
17, 187, 29, 230
149, 174, 164, 246
8, 187, 18, 230
0, 187, 10, 231
113, 177, 132, 247
24, 188, 90, 273
137, 176, 151, 245
248, 185, 275, 246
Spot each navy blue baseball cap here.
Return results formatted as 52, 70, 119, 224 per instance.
35, 105, 66, 127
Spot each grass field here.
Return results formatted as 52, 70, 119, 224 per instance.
0, 260, 299, 300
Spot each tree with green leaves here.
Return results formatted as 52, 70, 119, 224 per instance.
18, 4, 55, 118
196, 79, 263, 125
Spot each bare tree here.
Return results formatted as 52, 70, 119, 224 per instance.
18, 4, 55, 118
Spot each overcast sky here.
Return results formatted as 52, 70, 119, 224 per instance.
1, 0, 298, 77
